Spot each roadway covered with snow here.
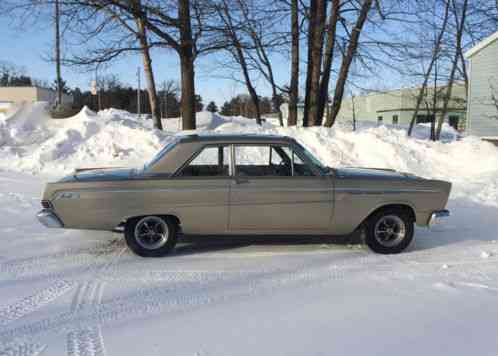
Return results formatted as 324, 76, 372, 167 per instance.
0, 104, 497, 355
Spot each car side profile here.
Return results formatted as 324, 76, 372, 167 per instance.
37, 134, 451, 256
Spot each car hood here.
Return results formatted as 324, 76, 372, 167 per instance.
59, 167, 136, 182
333, 167, 420, 181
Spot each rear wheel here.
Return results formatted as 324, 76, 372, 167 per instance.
365, 208, 414, 254
124, 216, 178, 257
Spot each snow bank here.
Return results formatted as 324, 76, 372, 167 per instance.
1, 102, 497, 206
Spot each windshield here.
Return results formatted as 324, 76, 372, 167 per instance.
144, 138, 180, 170
294, 142, 329, 173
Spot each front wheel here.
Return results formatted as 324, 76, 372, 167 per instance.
124, 216, 178, 257
365, 209, 414, 254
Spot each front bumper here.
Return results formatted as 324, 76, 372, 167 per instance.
428, 209, 450, 227
37, 209, 64, 228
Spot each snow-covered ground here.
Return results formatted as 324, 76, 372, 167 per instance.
1, 103, 498, 355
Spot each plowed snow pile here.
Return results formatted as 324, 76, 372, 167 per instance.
1, 102, 496, 206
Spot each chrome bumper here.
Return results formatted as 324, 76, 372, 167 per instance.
37, 209, 64, 228
428, 209, 450, 227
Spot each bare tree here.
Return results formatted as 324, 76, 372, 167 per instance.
237, 0, 286, 126
288, 0, 299, 127
435, 0, 468, 140
132, 0, 162, 129
315, 0, 340, 126
303, 0, 326, 127
324, 0, 373, 127
54, 0, 63, 107
63, 0, 225, 130
407, 0, 451, 137
159, 80, 179, 119
216, 0, 262, 124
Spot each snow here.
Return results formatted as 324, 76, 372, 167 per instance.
1, 102, 498, 355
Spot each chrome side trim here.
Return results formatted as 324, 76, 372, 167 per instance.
37, 209, 64, 228
335, 188, 440, 195
51, 187, 438, 196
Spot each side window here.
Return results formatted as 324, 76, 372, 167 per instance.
178, 146, 229, 177
292, 151, 315, 176
235, 145, 314, 177
236, 145, 292, 177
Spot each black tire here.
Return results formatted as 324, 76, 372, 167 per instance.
364, 208, 414, 254
124, 215, 178, 257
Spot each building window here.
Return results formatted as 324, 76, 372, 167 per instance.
392, 115, 399, 125
377, 116, 383, 124
416, 115, 435, 124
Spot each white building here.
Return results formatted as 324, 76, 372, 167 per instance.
281, 84, 467, 130
0, 86, 73, 113
465, 30, 498, 143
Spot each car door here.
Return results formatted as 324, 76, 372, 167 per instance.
170, 144, 231, 234
228, 144, 333, 233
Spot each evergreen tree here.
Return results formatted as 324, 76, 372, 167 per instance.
206, 101, 218, 113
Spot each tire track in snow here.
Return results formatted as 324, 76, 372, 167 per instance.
2, 246, 496, 343
64, 246, 124, 356
0, 255, 355, 342
0, 341, 46, 356
0, 280, 74, 327
0, 239, 124, 283
67, 281, 106, 356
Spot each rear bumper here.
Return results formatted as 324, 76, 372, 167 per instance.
37, 209, 64, 228
428, 209, 450, 227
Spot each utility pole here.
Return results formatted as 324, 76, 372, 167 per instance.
54, 0, 62, 108
94, 66, 101, 112
137, 67, 141, 119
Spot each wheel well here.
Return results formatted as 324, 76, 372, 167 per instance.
163, 214, 181, 226
120, 214, 181, 228
364, 204, 416, 225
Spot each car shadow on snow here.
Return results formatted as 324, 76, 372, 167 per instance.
173, 232, 363, 256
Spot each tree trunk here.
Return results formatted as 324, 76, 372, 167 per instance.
233, 42, 261, 122
302, 0, 317, 127
54, 0, 62, 107
179, 53, 196, 130
324, 0, 372, 127
435, 51, 458, 140
407, 0, 451, 137
316, 0, 339, 125
436, 0, 468, 140
272, 93, 283, 126
304, 0, 327, 127
288, 0, 299, 127
308, 0, 326, 126
136, 13, 162, 130
179, 0, 196, 130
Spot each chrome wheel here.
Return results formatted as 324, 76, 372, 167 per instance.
374, 215, 406, 247
134, 216, 169, 250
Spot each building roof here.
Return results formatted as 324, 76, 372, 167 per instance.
465, 30, 498, 58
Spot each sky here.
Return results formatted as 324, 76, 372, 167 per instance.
0, 14, 285, 107
2, 3, 489, 109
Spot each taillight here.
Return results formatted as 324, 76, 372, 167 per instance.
41, 200, 53, 209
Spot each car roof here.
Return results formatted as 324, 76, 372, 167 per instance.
176, 133, 295, 144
